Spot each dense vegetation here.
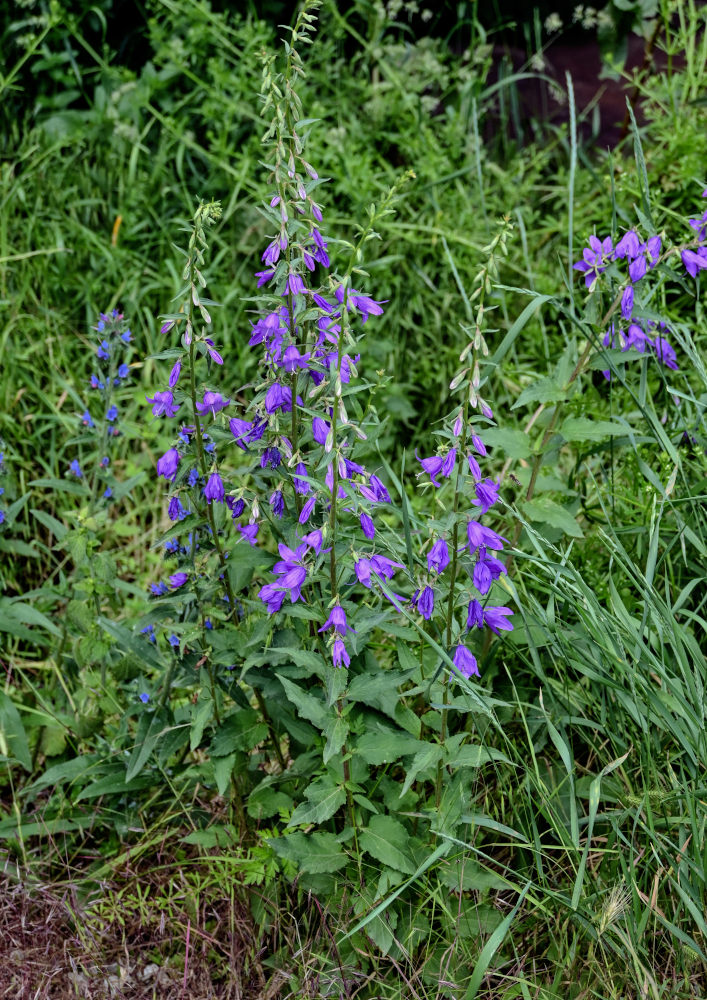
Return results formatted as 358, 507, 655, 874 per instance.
1, 1, 706, 997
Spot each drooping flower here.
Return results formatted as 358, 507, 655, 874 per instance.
470, 434, 487, 456
299, 496, 316, 524
261, 447, 281, 470
621, 285, 634, 321
204, 472, 225, 503
466, 599, 484, 629
472, 478, 501, 515
169, 360, 182, 388
332, 638, 350, 668
368, 475, 391, 503
226, 496, 245, 519
157, 448, 180, 482
427, 538, 450, 574
287, 272, 306, 296
441, 448, 457, 478
293, 462, 310, 494
681, 247, 707, 278
259, 582, 285, 614
452, 644, 479, 678
360, 512, 375, 540
270, 489, 285, 518
318, 605, 355, 635
473, 550, 508, 595
651, 336, 678, 370
466, 520, 507, 555
415, 585, 434, 620
265, 382, 292, 415
69, 459, 82, 478
628, 254, 647, 284
312, 417, 330, 445
334, 285, 386, 322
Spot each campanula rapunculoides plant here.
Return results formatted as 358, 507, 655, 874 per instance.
140, 2, 517, 881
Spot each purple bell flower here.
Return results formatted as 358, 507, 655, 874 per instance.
453, 644, 479, 678
157, 448, 180, 482
204, 472, 225, 503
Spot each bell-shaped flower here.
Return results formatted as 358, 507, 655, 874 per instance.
453, 644, 479, 678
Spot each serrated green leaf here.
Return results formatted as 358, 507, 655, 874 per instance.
523, 497, 583, 538
359, 815, 416, 874
512, 377, 567, 411
248, 780, 294, 820
287, 776, 346, 827
355, 728, 422, 765
348, 669, 412, 720
400, 744, 445, 797
482, 427, 532, 459
190, 695, 213, 751
269, 830, 347, 873
447, 745, 512, 768
560, 417, 626, 442
210, 709, 268, 755
323, 715, 349, 765
277, 674, 329, 730
182, 827, 234, 848
213, 753, 236, 795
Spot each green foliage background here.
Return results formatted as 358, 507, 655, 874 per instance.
1, 1, 706, 997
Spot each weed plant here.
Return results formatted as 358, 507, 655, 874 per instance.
0, 1, 706, 998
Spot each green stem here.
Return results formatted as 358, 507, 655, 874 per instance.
435, 386, 471, 808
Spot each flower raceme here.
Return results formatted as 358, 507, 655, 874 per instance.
145, 71, 515, 683
574, 198, 707, 379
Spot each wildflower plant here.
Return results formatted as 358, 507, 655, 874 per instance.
50, 309, 141, 678
136, 0, 518, 878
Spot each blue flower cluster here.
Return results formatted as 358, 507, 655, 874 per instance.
72, 309, 132, 499
574, 191, 707, 380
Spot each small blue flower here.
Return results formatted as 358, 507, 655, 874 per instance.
97, 340, 110, 360
168, 633, 180, 647
106, 405, 119, 423
140, 624, 156, 643
139, 692, 150, 703
69, 460, 82, 478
